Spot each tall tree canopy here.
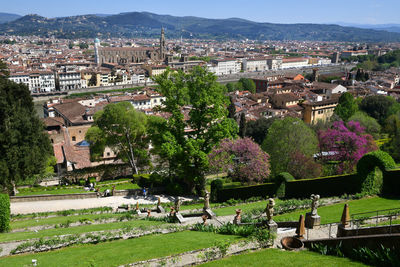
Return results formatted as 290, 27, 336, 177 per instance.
0, 78, 52, 194
348, 111, 381, 138
86, 102, 149, 174
208, 137, 270, 184
359, 95, 397, 124
262, 117, 318, 176
334, 92, 358, 121
318, 121, 377, 174
151, 67, 238, 193
245, 117, 276, 145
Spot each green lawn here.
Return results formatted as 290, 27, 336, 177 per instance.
11, 213, 126, 230
200, 248, 368, 267
0, 220, 163, 243
16, 183, 140, 196
275, 197, 400, 224
214, 200, 278, 216
0, 231, 241, 267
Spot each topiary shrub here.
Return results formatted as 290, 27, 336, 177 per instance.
357, 150, 396, 194
210, 179, 223, 202
275, 172, 295, 198
0, 193, 10, 232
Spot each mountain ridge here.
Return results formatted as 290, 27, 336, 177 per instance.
1, 11, 400, 42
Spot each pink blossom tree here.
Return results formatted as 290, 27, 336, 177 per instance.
208, 138, 271, 184
318, 121, 377, 174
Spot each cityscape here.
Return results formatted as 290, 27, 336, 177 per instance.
0, 1, 400, 266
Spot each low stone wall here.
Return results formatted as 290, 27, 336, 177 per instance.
303, 233, 400, 253
337, 224, 400, 237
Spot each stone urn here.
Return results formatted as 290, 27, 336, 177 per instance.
202, 214, 208, 225
233, 209, 242, 225
280, 237, 304, 251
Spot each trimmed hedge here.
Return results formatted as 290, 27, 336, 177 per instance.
275, 172, 295, 198
216, 182, 276, 202
210, 179, 223, 202
0, 193, 10, 232
285, 174, 359, 199
383, 169, 400, 196
357, 151, 397, 194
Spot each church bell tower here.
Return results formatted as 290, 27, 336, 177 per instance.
160, 27, 166, 61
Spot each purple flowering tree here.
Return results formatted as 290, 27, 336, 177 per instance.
208, 138, 271, 184
318, 121, 377, 174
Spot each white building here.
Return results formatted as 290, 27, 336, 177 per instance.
242, 58, 268, 72
281, 58, 309, 69
208, 59, 241, 75
58, 71, 82, 90
9, 71, 56, 92
267, 57, 283, 70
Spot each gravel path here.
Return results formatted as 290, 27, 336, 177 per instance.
11, 195, 197, 215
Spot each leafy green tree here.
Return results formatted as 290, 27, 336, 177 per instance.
262, 117, 318, 176
226, 83, 235, 92
383, 114, 400, 137
245, 117, 276, 145
348, 111, 381, 138
359, 95, 397, 124
227, 96, 236, 119
151, 67, 238, 193
238, 113, 247, 137
238, 78, 256, 93
334, 92, 358, 121
0, 78, 52, 194
79, 42, 89, 49
0, 61, 9, 77
382, 129, 400, 162
86, 102, 149, 174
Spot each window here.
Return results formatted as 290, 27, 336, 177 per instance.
72, 136, 76, 141
106, 152, 110, 156
79, 130, 81, 133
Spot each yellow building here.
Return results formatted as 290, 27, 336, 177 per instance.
81, 71, 101, 87
301, 98, 339, 124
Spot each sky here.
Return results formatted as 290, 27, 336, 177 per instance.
2, 0, 400, 25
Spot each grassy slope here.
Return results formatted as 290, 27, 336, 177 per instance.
11, 213, 125, 229
200, 248, 368, 267
16, 183, 140, 196
0, 220, 163, 243
274, 197, 400, 224
0, 231, 241, 267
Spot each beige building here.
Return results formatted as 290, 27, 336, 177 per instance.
301, 98, 339, 124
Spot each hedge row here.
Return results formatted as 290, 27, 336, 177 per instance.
216, 182, 276, 202
285, 174, 359, 199
383, 169, 400, 196
0, 193, 10, 232
214, 173, 360, 202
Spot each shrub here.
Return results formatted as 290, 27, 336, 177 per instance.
166, 183, 184, 196
216, 182, 276, 202
0, 193, 10, 232
285, 174, 359, 198
357, 150, 396, 194
210, 179, 223, 202
275, 172, 295, 198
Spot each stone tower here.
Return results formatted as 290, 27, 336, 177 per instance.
160, 27, 166, 61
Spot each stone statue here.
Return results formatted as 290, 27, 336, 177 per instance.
265, 198, 275, 222
157, 197, 161, 207
174, 197, 181, 213
203, 191, 210, 210
310, 194, 320, 216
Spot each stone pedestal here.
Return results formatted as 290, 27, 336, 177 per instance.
175, 212, 185, 223
266, 220, 278, 235
157, 205, 165, 213
305, 212, 321, 229
203, 208, 216, 219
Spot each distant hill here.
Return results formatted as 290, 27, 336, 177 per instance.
0, 12, 21, 24
1, 12, 400, 42
335, 22, 400, 33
